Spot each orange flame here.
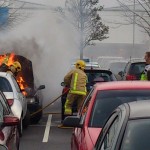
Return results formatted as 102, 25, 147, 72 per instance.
0, 53, 28, 96
17, 77, 24, 89
17, 77, 27, 96
0, 53, 15, 66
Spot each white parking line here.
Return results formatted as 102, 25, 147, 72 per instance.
42, 114, 52, 143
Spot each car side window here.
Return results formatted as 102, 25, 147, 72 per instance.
0, 77, 12, 92
11, 76, 21, 93
100, 116, 120, 150
79, 88, 94, 123
0, 92, 10, 115
0, 102, 4, 123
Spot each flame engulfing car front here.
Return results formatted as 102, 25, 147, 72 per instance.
0, 54, 45, 124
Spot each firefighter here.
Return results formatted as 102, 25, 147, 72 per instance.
9, 61, 22, 77
0, 61, 22, 77
141, 51, 150, 81
63, 60, 87, 117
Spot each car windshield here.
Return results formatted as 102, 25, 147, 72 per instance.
89, 90, 150, 127
121, 119, 150, 150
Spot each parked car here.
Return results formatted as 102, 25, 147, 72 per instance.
94, 100, 150, 150
108, 60, 128, 80
0, 90, 20, 150
25, 85, 45, 124
120, 58, 145, 80
63, 81, 150, 150
61, 68, 117, 122
0, 72, 30, 136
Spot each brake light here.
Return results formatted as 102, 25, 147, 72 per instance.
126, 74, 137, 80
7, 99, 14, 106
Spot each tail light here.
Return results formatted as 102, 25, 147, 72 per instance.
7, 99, 14, 106
0, 130, 4, 141
62, 87, 69, 94
126, 74, 137, 80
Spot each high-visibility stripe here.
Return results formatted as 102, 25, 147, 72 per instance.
73, 73, 78, 90
141, 73, 147, 80
64, 99, 72, 115
70, 90, 86, 95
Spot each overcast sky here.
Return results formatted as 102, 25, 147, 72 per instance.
23, 0, 119, 8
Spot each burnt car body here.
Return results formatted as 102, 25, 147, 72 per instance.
61, 68, 117, 122
0, 54, 45, 124
15, 55, 45, 123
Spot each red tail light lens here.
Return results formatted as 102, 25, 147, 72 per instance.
126, 75, 137, 80
7, 99, 14, 106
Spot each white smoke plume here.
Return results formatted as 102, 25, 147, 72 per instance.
0, 11, 80, 106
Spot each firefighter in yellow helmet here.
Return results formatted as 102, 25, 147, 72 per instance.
63, 60, 87, 118
9, 61, 22, 76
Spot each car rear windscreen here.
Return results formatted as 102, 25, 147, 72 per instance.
129, 62, 145, 75
89, 90, 150, 127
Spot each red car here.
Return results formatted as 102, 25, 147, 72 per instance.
63, 81, 150, 150
0, 91, 19, 150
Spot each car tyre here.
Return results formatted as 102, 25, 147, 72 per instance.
18, 118, 23, 137
31, 106, 43, 124
23, 109, 30, 129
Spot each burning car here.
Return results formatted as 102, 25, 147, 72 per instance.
0, 53, 45, 124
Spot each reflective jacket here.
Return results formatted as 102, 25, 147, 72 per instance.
64, 68, 87, 95
140, 64, 150, 80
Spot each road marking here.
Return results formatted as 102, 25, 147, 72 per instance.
42, 114, 52, 143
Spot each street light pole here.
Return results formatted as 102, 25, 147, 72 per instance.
132, 0, 135, 58
80, 0, 84, 60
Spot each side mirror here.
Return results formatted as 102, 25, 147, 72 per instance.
34, 85, 45, 96
3, 116, 19, 127
37, 85, 45, 90
63, 116, 82, 128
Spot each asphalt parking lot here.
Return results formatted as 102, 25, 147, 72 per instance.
20, 113, 73, 150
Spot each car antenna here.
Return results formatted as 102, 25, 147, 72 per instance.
91, 56, 93, 70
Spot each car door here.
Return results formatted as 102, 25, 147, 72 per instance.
72, 88, 94, 150
0, 92, 19, 150
94, 109, 125, 150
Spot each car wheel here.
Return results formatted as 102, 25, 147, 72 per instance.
16, 128, 20, 150
30, 106, 43, 124
23, 109, 30, 129
18, 118, 23, 137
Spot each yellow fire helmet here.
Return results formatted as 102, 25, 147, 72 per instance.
75, 60, 86, 70
12, 61, 22, 72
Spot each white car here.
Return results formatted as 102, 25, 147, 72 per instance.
0, 72, 30, 136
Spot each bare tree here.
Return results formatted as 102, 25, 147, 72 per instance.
0, 0, 28, 30
117, 0, 150, 37
63, 0, 109, 59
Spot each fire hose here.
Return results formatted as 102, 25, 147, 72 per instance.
30, 88, 69, 117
